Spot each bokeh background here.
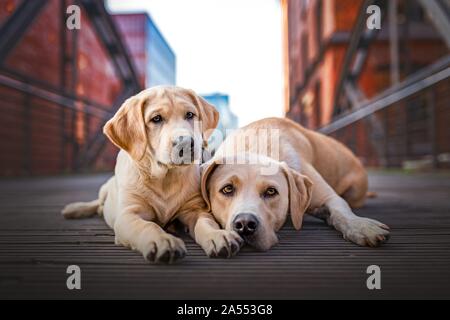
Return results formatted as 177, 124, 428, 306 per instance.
0, 0, 448, 176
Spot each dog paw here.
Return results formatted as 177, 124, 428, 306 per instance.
343, 217, 390, 247
143, 233, 187, 264
201, 230, 243, 258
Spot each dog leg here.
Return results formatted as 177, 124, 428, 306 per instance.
179, 211, 243, 258
322, 196, 390, 247
304, 164, 390, 247
114, 207, 186, 264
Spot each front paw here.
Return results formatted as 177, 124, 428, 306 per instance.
143, 233, 187, 264
201, 230, 243, 258
343, 217, 390, 247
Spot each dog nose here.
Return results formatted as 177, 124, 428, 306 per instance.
172, 136, 194, 163
173, 136, 194, 149
233, 213, 259, 236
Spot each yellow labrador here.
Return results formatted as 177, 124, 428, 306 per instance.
62, 86, 242, 263
201, 117, 390, 251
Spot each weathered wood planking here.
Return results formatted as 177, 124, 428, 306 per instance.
0, 172, 449, 299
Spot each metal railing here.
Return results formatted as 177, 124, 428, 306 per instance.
320, 0, 450, 168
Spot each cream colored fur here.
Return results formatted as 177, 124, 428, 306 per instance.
62, 86, 242, 263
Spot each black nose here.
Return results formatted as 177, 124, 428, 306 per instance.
173, 136, 195, 158
173, 135, 194, 148
233, 213, 259, 236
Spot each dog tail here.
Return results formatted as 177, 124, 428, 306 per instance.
62, 181, 109, 219
366, 191, 378, 198
61, 199, 101, 219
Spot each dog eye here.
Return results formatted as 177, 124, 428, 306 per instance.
263, 187, 278, 198
220, 184, 235, 196
185, 112, 195, 120
151, 115, 163, 123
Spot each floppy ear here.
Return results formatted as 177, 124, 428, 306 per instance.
103, 95, 147, 161
185, 89, 219, 140
200, 159, 221, 211
281, 163, 314, 230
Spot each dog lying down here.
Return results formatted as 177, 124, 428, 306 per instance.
62, 86, 242, 264
201, 117, 390, 251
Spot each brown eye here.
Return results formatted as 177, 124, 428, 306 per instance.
186, 112, 195, 120
221, 184, 235, 196
263, 187, 278, 198
151, 115, 163, 123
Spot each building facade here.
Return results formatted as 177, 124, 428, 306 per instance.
202, 93, 238, 152
0, 0, 140, 176
113, 13, 176, 88
282, 0, 449, 168
202, 93, 238, 132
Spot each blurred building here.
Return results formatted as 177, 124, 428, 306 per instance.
113, 13, 176, 88
0, 2, 177, 177
201, 93, 238, 152
282, 0, 450, 168
0, 0, 141, 176
202, 93, 238, 132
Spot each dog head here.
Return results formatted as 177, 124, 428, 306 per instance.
104, 86, 218, 172
201, 154, 313, 251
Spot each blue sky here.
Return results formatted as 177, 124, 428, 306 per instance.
107, 0, 284, 126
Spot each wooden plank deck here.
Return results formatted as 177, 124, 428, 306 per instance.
0, 171, 449, 299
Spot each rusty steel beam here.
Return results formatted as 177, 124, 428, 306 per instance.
74, 0, 142, 169
0, 73, 111, 119
417, 0, 450, 48
0, 0, 48, 63
320, 55, 450, 135
78, 0, 141, 91
344, 82, 367, 108
332, 0, 388, 116
0, 66, 111, 112
289, 31, 352, 108
332, 0, 376, 116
